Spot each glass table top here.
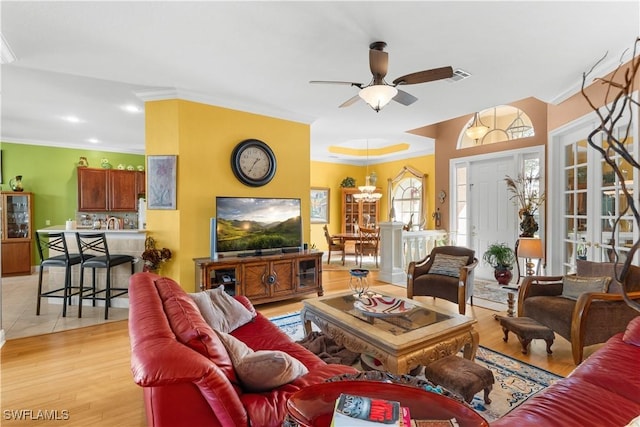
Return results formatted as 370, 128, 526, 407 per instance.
317, 293, 452, 336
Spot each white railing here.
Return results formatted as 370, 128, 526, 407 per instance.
379, 223, 448, 285
402, 229, 448, 269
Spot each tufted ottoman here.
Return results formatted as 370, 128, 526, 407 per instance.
422, 355, 494, 404
496, 315, 555, 355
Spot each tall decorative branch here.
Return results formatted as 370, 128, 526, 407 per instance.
581, 37, 640, 312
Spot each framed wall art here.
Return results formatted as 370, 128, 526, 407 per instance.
310, 187, 330, 224
147, 155, 177, 210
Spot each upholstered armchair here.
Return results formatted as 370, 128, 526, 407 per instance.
407, 246, 478, 315
518, 259, 640, 364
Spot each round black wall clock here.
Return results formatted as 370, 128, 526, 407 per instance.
231, 139, 277, 187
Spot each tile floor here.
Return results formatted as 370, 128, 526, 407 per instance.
2, 272, 128, 340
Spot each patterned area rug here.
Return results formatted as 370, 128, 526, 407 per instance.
270, 312, 562, 423
473, 279, 516, 312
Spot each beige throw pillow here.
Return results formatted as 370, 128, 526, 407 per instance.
189, 285, 255, 333
561, 275, 611, 300
429, 253, 468, 278
215, 330, 308, 392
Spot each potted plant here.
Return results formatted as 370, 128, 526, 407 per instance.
483, 242, 516, 285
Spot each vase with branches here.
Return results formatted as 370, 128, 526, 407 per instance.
581, 37, 640, 313
505, 173, 546, 237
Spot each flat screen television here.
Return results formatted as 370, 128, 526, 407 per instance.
215, 196, 302, 257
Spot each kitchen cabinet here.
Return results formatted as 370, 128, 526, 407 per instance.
77, 168, 145, 212
1, 191, 33, 276
136, 171, 146, 198
341, 188, 380, 234
194, 251, 323, 304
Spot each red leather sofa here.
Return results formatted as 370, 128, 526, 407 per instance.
492, 316, 640, 426
128, 272, 357, 427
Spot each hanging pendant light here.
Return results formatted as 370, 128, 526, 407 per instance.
465, 112, 489, 142
353, 140, 383, 202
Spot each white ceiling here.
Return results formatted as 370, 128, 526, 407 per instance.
1, 1, 639, 165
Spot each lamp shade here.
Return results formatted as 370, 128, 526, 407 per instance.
518, 238, 543, 258
359, 85, 398, 112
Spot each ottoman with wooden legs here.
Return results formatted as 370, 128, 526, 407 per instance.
422, 355, 494, 404
496, 315, 555, 355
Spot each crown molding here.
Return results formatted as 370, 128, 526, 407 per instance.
135, 88, 316, 125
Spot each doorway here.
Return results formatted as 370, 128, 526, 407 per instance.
450, 146, 545, 281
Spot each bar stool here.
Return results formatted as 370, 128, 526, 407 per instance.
75, 232, 135, 319
35, 232, 91, 317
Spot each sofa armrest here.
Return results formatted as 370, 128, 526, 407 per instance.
517, 275, 564, 316
131, 338, 248, 426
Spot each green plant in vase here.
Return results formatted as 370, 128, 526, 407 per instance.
483, 242, 516, 285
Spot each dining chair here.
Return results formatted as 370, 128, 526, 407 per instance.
323, 224, 345, 265
356, 226, 380, 268
35, 231, 92, 317
75, 232, 135, 319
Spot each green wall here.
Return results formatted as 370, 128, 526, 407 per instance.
1, 142, 144, 261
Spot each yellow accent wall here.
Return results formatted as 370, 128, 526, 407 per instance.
145, 99, 310, 291
310, 155, 436, 253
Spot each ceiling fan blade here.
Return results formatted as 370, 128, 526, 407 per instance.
339, 94, 362, 108
393, 89, 418, 106
369, 48, 388, 81
310, 80, 364, 88
392, 66, 454, 86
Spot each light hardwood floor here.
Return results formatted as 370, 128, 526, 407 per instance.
1, 269, 597, 427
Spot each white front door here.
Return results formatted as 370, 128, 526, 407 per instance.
469, 157, 518, 281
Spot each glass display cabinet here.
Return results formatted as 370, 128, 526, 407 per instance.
1, 191, 33, 276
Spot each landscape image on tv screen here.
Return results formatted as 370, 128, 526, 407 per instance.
216, 197, 302, 254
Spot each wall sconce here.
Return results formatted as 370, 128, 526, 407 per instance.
438, 190, 446, 204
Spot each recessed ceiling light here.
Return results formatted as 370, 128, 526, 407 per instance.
63, 115, 81, 123
87, 138, 99, 144
122, 104, 142, 114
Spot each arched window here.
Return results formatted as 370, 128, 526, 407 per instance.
458, 105, 535, 148
393, 177, 422, 226
387, 165, 427, 229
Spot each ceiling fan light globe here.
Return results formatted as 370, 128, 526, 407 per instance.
359, 85, 398, 112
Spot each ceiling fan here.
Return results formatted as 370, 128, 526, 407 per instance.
310, 41, 453, 112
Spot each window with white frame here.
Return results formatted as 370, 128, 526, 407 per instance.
392, 177, 422, 226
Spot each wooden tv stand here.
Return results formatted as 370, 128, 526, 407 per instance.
194, 250, 324, 305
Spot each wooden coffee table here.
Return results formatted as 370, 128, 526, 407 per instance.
301, 291, 478, 375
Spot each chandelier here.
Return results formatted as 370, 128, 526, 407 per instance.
465, 112, 489, 142
353, 140, 383, 202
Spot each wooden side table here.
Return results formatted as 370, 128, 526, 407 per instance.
285, 378, 489, 427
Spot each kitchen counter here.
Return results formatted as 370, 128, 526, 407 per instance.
38, 225, 146, 234
36, 227, 146, 307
